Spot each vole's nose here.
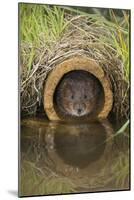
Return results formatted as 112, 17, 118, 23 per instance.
78, 108, 82, 114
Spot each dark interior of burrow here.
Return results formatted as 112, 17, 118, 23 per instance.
53, 70, 104, 121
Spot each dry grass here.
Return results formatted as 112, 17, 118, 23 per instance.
19, 4, 130, 120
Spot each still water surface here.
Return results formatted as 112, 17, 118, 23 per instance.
20, 117, 130, 196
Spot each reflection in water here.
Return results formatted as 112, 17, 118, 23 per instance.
20, 118, 129, 196
54, 123, 107, 168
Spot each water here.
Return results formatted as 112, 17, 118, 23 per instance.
19, 117, 130, 197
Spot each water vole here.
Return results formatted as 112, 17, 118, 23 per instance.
54, 70, 103, 120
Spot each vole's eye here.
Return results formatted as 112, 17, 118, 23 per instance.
71, 95, 74, 99
84, 95, 87, 99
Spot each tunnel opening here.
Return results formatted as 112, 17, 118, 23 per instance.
43, 56, 113, 121
53, 70, 104, 121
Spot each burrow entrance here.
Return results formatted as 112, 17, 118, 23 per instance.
54, 70, 104, 121
43, 56, 113, 121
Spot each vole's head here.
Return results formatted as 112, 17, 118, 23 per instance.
55, 70, 101, 118
60, 78, 98, 117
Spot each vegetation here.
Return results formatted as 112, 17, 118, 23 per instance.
20, 3, 130, 120
61, 6, 130, 81
20, 4, 69, 72
20, 5, 130, 80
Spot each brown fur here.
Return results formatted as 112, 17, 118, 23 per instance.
54, 70, 103, 119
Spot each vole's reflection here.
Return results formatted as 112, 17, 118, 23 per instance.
21, 119, 113, 170
49, 122, 107, 168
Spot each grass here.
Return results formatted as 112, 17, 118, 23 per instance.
20, 4, 68, 45
20, 4, 130, 80
116, 119, 129, 135
20, 4, 130, 119
62, 6, 130, 81
20, 4, 69, 72
109, 10, 130, 81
